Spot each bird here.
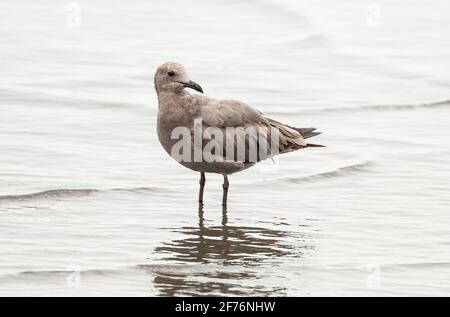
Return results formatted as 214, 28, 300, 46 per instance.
155, 62, 323, 207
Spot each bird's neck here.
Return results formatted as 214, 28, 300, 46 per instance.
157, 90, 198, 126
157, 89, 187, 103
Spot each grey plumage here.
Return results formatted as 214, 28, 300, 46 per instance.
154, 62, 323, 206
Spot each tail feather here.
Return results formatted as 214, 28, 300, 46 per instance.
304, 131, 321, 139
296, 127, 316, 137
266, 118, 325, 150
306, 143, 326, 147
291, 127, 321, 139
290, 126, 325, 147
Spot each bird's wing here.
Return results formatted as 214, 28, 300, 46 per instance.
205, 99, 308, 150
191, 98, 308, 162
201, 99, 267, 127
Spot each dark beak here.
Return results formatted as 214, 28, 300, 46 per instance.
181, 80, 203, 94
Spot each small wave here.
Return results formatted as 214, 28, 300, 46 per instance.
0, 267, 131, 283
267, 99, 450, 117
18, 268, 119, 277
6, 264, 236, 279
287, 161, 373, 184
316, 99, 450, 115
0, 187, 162, 202
0, 264, 238, 281
0, 189, 98, 201
381, 261, 450, 271
5, 260, 448, 281
285, 261, 450, 275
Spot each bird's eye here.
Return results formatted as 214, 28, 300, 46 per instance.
168, 71, 175, 77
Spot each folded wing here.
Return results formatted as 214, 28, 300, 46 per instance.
193, 98, 321, 163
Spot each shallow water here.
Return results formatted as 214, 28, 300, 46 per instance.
1, 0, 450, 296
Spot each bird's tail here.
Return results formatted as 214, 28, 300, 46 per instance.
306, 143, 325, 147
289, 126, 325, 147
294, 127, 321, 139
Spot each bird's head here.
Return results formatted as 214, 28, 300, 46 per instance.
154, 62, 203, 95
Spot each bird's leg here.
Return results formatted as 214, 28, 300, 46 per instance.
198, 203, 205, 229
221, 205, 228, 226
198, 172, 206, 205
222, 175, 229, 207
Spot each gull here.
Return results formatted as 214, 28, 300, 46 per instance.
155, 62, 323, 207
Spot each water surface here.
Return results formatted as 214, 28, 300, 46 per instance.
1, 0, 450, 296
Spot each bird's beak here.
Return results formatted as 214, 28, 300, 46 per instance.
181, 80, 203, 94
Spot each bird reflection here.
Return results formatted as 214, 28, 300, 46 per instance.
146, 206, 315, 296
